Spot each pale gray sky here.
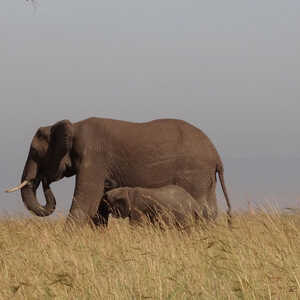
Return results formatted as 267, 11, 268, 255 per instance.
1, 1, 300, 216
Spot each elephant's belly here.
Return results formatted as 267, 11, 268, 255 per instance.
127, 155, 212, 193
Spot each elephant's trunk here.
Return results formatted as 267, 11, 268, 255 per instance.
20, 158, 56, 217
42, 179, 56, 215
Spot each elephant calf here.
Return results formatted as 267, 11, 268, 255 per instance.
104, 185, 201, 230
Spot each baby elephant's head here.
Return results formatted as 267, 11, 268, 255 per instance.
105, 188, 131, 218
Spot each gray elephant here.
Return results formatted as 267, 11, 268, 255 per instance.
6, 117, 231, 225
104, 185, 202, 229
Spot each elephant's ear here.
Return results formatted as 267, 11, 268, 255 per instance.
50, 120, 73, 159
109, 190, 131, 218
116, 198, 130, 218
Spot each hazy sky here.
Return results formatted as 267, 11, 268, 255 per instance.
1, 1, 299, 216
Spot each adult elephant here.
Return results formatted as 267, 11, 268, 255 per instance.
6, 117, 231, 225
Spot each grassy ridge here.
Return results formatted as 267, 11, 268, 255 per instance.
0, 212, 300, 299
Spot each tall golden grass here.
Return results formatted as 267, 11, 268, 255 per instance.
1, 211, 300, 299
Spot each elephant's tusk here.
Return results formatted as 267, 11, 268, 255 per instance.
5, 181, 29, 193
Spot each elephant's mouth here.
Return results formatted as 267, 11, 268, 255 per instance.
64, 168, 75, 177
44, 161, 74, 183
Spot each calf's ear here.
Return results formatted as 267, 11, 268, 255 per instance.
112, 190, 131, 218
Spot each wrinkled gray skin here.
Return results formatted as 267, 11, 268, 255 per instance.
14, 117, 231, 225
105, 186, 202, 229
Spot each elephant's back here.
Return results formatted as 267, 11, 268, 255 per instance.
99, 117, 219, 157
79, 117, 211, 142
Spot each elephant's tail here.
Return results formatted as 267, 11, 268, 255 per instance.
216, 164, 232, 226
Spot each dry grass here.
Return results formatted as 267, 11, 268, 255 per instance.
1, 211, 300, 299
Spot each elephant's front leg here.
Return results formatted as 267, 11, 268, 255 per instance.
68, 165, 105, 225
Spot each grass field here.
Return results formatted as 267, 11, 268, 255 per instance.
1, 211, 300, 299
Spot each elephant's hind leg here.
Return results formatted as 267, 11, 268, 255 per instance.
176, 168, 217, 221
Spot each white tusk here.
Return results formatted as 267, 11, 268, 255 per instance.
5, 181, 29, 193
